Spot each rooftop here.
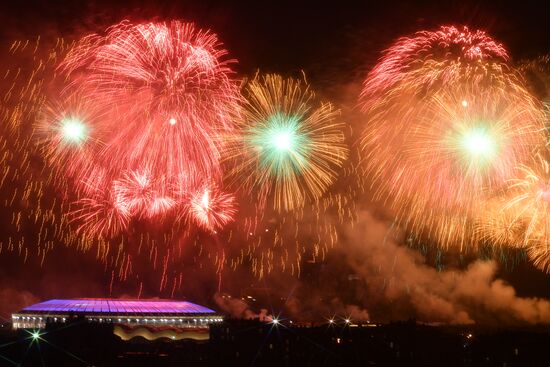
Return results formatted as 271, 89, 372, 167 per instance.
19, 298, 216, 315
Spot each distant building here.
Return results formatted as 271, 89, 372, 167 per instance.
12, 298, 224, 341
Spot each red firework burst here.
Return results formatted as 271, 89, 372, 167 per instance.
40, 20, 240, 237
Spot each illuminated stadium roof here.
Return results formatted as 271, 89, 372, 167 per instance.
20, 298, 215, 315
12, 298, 223, 330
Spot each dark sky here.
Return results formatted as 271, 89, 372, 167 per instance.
0, 0, 549, 322
1, 0, 548, 74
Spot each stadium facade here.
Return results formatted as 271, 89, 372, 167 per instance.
12, 298, 223, 340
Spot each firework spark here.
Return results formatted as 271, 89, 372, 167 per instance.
70, 190, 131, 239
188, 183, 237, 231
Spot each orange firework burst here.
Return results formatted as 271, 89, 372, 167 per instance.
225, 73, 348, 212
360, 25, 546, 249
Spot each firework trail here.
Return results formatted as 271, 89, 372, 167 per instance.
225, 73, 348, 212
360, 25, 547, 249
0, 38, 81, 270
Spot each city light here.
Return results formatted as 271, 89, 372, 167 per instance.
31, 330, 41, 340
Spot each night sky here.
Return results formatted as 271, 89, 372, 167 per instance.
0, 0, 549, 324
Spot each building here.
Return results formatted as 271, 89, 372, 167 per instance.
12, 298, 224, 341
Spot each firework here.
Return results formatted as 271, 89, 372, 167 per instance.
112, 169, 176, 218
37, 20, 240, 237
70, 190, 131, 239
475, 197, 525, 248
360, 26, 546, 248
187, 183, 237, 231
498, 151, 550, 272
1, 26, 353, 295
36, 95, 101, 182
0, 37, 81, 272
226, 73, 348, 212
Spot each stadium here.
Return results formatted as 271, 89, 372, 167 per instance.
12, 298, 224, 341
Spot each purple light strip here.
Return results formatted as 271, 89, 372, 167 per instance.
22, 299, 215, 314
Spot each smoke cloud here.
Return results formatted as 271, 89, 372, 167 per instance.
214, 293, 270, 320
0, 288, 39, 320
340, 209, 550, 325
